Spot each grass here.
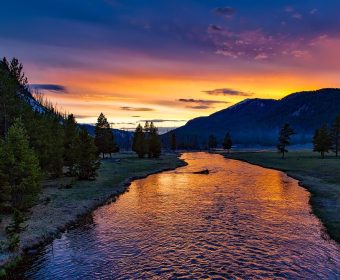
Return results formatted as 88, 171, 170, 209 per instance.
0, 152, 185, 271
220, 150, 340, 243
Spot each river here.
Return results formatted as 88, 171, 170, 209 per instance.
17, 153, 340, 279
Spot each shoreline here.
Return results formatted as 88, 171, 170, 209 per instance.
220, 151, 340, 244
0, 153, 187, 276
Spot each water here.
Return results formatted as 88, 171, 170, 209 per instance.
18, 153, 340, 279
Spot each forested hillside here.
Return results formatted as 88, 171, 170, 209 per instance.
0, 57, 99, 219
166, 89, 340, 148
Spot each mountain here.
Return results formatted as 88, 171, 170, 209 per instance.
165, 88, 340, 148
80, 124, 133, 150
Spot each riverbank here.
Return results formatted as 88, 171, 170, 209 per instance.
220, 151, 340, 243
0, 153, 186, 276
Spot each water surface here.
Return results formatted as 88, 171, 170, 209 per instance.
19, 153, 340, 279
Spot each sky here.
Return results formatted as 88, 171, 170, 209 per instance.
1, 0, 340, 131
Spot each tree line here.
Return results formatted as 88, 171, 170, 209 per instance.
168, 116, 340, 159
132, 121, 161, 158
0, 58, 104, 250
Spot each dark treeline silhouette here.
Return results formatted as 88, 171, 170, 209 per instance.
0, 57, 100, 250
132, 121, 161, 158
276, 117, 340, 159
223, 132, 233, 153
94, 113, 119, 158
208, 134, 217, 150
277, 123, 295, 159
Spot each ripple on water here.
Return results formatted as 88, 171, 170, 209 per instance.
17, 153, 340, 279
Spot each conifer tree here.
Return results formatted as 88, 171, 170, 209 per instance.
64, 114, 79, 175
313, 125, 332, 158
223, 132, 232, 153
95, 113, 118, 158
277, 123, 295, 159
331, 115, 340, 157
27, 114, 65, 177
144, 121, 150, 133
148, 122, 161, 158
0, 119, 41, 209
132, 124, 146, 158
208, 134, 217, 150
75, 129, 100, 180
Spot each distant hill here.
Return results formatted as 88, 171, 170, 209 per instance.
80, 124, 133, 150
165, 88, 340, 148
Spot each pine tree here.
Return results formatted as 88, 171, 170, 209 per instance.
277, 123, 295, 159
64, 114, 79, 175
8, 58, 28, 90
0, 119, 41, 209
75, 129, 100, 180
208, 134, 217, 150
144, 121, 150, 133
95, 113, 118, 158
331, 115, 340, 157
132, 124, 146, 158
313, 125, 332, 158
148, 122, 161, 158
171, 133, 177, 151
223, 132, 232, 153
27, 114, 64, 177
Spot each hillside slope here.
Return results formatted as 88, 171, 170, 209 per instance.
166, 88, 340, 147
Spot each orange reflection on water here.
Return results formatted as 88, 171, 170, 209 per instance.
24, 152, 340, 279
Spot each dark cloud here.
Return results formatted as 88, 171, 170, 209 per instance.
208, 24, 223, 32
30, 84, 67, 93
74, 114, 96, 119
202, 88, 253, 96
140, 119, 186, 123
178, 98, 229, 105
131, 115, 141, 118
120, 106, 154, 111
213, 7, 235, 19
187, 105, 210, 110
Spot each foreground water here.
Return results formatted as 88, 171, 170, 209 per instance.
18, 153, 339, 279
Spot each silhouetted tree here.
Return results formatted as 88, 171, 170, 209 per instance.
208, 134, 217, 150
75, 129, 100, 180
277, 123, 295, 159
148, 122, 161, 158
144, 121, 150, 133
95, 113, 118, 158
171, 133, 177, 151
0, 119, 41, 210
331, 115, 340, 157
223, 132, 232, 153
2, 57, 28, 90
313, 125, 332, 158
64, 114, 79, 175
132, 124, 146, 158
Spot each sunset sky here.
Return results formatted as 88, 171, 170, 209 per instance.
1, 1, 340, 131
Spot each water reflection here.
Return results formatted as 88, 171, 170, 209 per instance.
19, 153, 340, 279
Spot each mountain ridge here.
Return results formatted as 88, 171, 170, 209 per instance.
165, 88, 340, 147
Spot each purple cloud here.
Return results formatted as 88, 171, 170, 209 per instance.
202, 88, 253, 96
120, 106, 154, 111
